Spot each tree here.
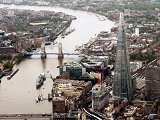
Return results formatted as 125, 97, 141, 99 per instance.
3, 61, 13, 70
26, 48, 32, 52
5, 54, 12, 60
136, 52, 143, 60
0, 54, 12, 60
14, 53, 23, 61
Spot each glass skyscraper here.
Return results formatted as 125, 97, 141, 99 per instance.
113, 13, 134, 100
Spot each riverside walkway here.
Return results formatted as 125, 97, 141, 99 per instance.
0, 114, 52, 119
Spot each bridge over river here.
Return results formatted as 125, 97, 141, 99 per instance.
24, 42, 80, 58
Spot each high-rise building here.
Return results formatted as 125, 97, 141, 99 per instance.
113, 13, 135, 100
135, 28, 139, 36
157, 47, 160, 65
145, 66, 160, 100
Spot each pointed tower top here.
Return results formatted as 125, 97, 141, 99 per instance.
120, 12, 123, 19
119, 12, 124, 28
118, 12, 125, 43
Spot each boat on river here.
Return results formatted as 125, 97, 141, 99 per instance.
64, 28, 75, 36
71, 16, 77, 20
45, 42, 52, 45
35, 94, 43, 103
36, 73, 46, 88
98, 17, 106, 21
48, 93, 52, 101
7, 69, 19, 80
61, 34, 65, 38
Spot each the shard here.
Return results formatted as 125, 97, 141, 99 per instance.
113, 13, 134, 100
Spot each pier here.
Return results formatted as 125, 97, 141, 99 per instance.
0, 114, 52, 119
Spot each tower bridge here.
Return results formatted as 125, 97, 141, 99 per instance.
41, 41, 46, 58
58, 42, 63, 59
24, 42, 80, 57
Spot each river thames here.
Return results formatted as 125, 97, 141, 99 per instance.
0, 4, 114, 114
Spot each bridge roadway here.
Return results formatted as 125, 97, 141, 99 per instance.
24, 52, 80, 56
0, 114, 52, 119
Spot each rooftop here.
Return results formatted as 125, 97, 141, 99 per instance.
53, 79, 92, 98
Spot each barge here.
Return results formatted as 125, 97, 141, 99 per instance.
7, 69, 19, 80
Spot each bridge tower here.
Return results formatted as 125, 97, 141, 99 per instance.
41, 41, 46, 58
58, 42, 64, 59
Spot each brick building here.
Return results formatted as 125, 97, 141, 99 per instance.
0, 47, 16, 54
52, 95, 66, 113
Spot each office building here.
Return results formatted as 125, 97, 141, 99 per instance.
113, 13, 135, 100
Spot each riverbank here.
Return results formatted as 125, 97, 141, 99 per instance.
0, 54, 24, 78
1, 3, 111, 22
0, 6, 74, 40
3, 0, 160, 24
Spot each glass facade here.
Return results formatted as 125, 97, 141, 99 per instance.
113, 13, 134, 100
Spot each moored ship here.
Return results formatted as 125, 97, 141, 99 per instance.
64, 28, 75, 36
7, 69, 19, 80
36, 73, 46, 88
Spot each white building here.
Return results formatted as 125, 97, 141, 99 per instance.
7, 11, 15, 17
92, 83, 109, 111
130, 61, 143, 72
135, 28, 139, 36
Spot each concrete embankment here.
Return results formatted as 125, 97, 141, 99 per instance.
0, 114, 52, 119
